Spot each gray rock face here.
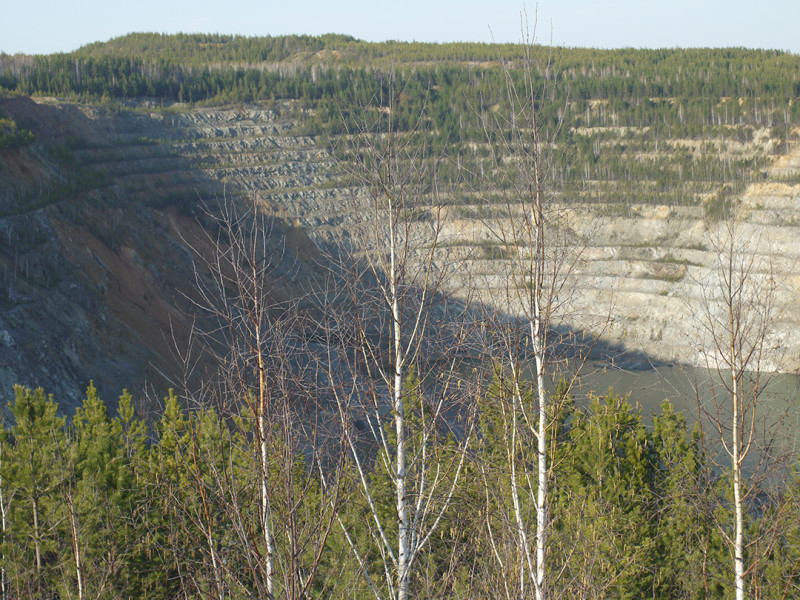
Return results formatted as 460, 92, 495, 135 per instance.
2, 96, 800, 415
0, 330, 13, 347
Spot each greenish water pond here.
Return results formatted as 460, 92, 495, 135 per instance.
571, 364, 800, 469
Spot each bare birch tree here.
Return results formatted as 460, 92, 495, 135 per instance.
178, 195, 340, 599
322, 74, 475, 600
478, 15, 599, 600
694, 213, 783, 600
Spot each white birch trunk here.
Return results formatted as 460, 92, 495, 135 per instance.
731, 364, 745, 600
260, 414, 276, 599
261, 417, 276, 599
510, 374, 536, 592
66, 490, 84, 600
0, 440, 6, 600
390, 204, 410, 600
531, 124, 548, 600
534, 347, 547, 600
395, 349, 409, 600
256, 320, 275, 599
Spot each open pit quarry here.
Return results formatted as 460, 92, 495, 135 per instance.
2, 95, 800, 410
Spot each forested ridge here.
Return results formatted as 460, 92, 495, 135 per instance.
3, 35, 800, 136
3, 33, 799, 99
2, 34, 800, 600
4, 34, 800, 213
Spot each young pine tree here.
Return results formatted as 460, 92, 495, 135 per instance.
2, 386, 67, 598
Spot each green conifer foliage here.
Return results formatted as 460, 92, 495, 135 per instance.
552, 390, 658, 599
70, 383, 142, 597
650, 400, 721, 599
761, 468, 800, 599
0, 374, 794, 599
2, 386, 66, 598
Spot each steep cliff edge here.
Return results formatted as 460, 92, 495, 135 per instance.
0, 97, 323, 411
2, 95, 800, 412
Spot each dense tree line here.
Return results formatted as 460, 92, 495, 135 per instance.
3, 35, 799, 216
1, 380, 797, 599
2, 36, 799, 126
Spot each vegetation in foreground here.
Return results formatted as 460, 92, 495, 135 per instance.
0, 379, 798, 599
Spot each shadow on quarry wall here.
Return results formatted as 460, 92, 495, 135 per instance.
0, 96, 676, 421
0, 98, 314, 417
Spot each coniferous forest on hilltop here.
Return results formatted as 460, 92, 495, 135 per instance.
0, 33, 800, 599
4, 35, 800, 213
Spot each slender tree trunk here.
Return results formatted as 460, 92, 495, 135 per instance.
207, 530, 224, 600
192, 439, 225, 600
287, 456, 298, 600
260, 412, 275, 599
531, 116, 548, 600
395, 360, 409, 600
725, 245, 747, 600
697, 217, 777, 600
391, 210, 410, 600
731, 364, 745, 600
535, 345, 547, 600
329, 85, 471, 600
0, 441, 6, 600
257, 329, 275, 599
32, 494, 41, 578
509, 374, 535, 595
66, 490, 84, 600
253, 285, 275, 599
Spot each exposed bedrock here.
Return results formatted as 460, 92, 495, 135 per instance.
2, 97, 800, 411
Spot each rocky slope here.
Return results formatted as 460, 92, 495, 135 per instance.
2, 95, 800, 411
0, 97, 325, 412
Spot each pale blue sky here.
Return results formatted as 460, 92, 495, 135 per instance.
2, 0, 798, 55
